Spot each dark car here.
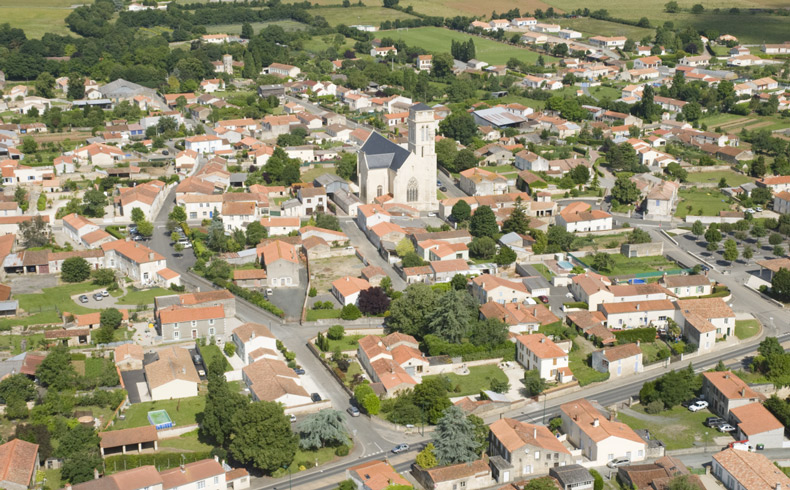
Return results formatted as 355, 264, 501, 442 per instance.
705, 417, 725, 428
310, 393, 321, 402
193, 354, 203, 365
440, 186, 447, 192
538, 295, 549, 303
162, 150, 169, 155
293, 368, 305, 375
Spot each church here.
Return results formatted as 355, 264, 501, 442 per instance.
357, 103, 438, 211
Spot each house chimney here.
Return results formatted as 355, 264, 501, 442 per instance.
741, 388, 745, 397
214, 455, 219, 462
251, 332, 255, 339
592, 418, 599, 427
724, 373, 729, 379
66, 485, 72, 490
540, 338, 545, 343
635, 304, 640, 310
533, 427, 537, 439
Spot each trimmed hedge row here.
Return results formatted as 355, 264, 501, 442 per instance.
614, 327, 657, 344
214, 279, 285, 318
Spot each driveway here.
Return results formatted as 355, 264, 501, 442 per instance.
120, 369, 150, 404
339, 218, 406, 291
267, 267, 308, 321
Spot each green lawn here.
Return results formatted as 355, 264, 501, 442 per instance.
617, 404, 716, 451
16, 282, 99, 317
117, 287, 173, 306
381, 27, 556, 65
157, 430, 214, 452
272, 445, 344, 477
301, 165, 339, 184
685, 170, 753, 187
306, 309, 341, 321
326, 334, 366, 352
595, 254, 678, 276
588, 85, 622, 101
639, 341, 670, 364
734, 320, 760, 340
532, 264, 553, 281
675, 188, 734, 219
113, 397, 206, 430
424, 364, 508, 397
569, 342, 609, 386
199, 344, 232, 372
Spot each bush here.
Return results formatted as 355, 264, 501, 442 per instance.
327, 325, 345, 340
36, 194, 46, 211
223, 343, 236, 357
211, 279, 284, 317
644, 400, 665, 414
308, 287, 317, 297
340, 304, 361, 320
334, 445, 350, 456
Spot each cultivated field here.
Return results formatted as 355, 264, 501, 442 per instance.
0, 0, 75, 38
381, 27, 556, 65
312, 6, 418, 26
283, 0, 555, 17
543, 0, 790, 43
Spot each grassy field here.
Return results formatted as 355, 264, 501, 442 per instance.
272, 445, 344, 477
734, 319, 760, 340
639, 340, 671, 364
0, 334, 45, 355
701, 113, 790, 134
14, 282, 97, 325
532, 263, 553, 281
560, 17, 654, 39
157, 430, 214, 452
541, 0, 790, 43
206, 20, 307, 35
685, 170, 753, 187
588, 85, 621, 101
675, 188, 734, 219
312, 6, 417, 26
301, 165, 338, 184
381, 27, 556, 65
199, 344, 231, 372
284, 0, 555, 17
117, 287, 172, 305
114, 396, 206, 429
303, 35, 356, 55
618, 404, 718, 451
0, 0, 75, 38
600, 254, 678, 276
424, 364, 509, 397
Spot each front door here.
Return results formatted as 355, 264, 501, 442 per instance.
192, 329, 197, 339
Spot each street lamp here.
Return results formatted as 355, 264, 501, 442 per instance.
704, 431, 708, 453
283, 464, 292, 490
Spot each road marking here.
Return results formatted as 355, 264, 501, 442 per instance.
374, 442, 382, 452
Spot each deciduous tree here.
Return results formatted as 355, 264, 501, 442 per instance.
229, 401, 298, 473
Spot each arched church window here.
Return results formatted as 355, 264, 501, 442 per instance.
407, 178, 418, 202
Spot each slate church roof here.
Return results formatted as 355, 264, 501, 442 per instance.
360, 131, 411, 171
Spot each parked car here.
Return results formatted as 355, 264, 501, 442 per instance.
193, 354, 203, 366
718, 424, 736, 432
607, 457, 630, 468
689, 400, 709, 412
93, 293, 103, 301
705, 417, 725, 428
293, 368, 305, 375
79, 295, 89, 304
440, 186, 447, 192
265, 288, 273, 297
347, 406, 360, 417
310, 393, 321, 402
538, 295, 549, 304
289, 414, 297, 423
392, 444, 409, 454
101, 290, 109, 297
